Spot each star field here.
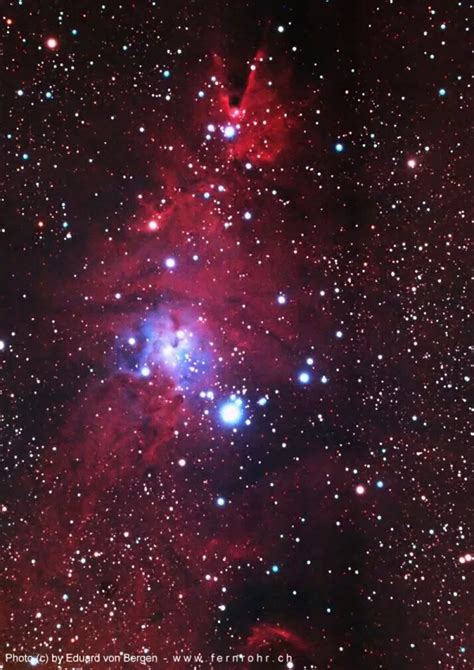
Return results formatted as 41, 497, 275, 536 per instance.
0, 1, 472, 669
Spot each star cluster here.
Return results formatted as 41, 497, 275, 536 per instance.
0, 2, 471, 669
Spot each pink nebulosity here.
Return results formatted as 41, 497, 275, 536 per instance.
4, 44, 327, 663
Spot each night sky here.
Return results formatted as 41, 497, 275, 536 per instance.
0, 1, 472, 669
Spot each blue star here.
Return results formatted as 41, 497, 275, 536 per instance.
219, 398, 244, 425
223, 125, 236, 139
298, 371, 311, 384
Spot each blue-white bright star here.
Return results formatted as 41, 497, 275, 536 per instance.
223, 125, 236, 139
219, 398, 244, 425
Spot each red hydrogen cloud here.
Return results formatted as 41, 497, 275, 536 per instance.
49, 51, 322, 386
247, 623, 312, 654
3, 47, 328, 664
212, 50, 298, 164
3, 4, 471, 669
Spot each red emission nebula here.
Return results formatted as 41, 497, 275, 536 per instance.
1, 2, 471, 670
6, 45, 325, 668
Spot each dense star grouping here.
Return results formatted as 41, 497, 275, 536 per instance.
0, 1, 471, 669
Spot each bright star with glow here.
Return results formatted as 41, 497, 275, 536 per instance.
335, 142, 344, 152
216, 496, 226, 507
298, 371, 311, 384
165, 257, 176, 269
223, 125, 236, 139
45, 37, 58, 50
219, 398, 243, 425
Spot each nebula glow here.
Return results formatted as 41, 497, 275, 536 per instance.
1, 3, 469, 668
